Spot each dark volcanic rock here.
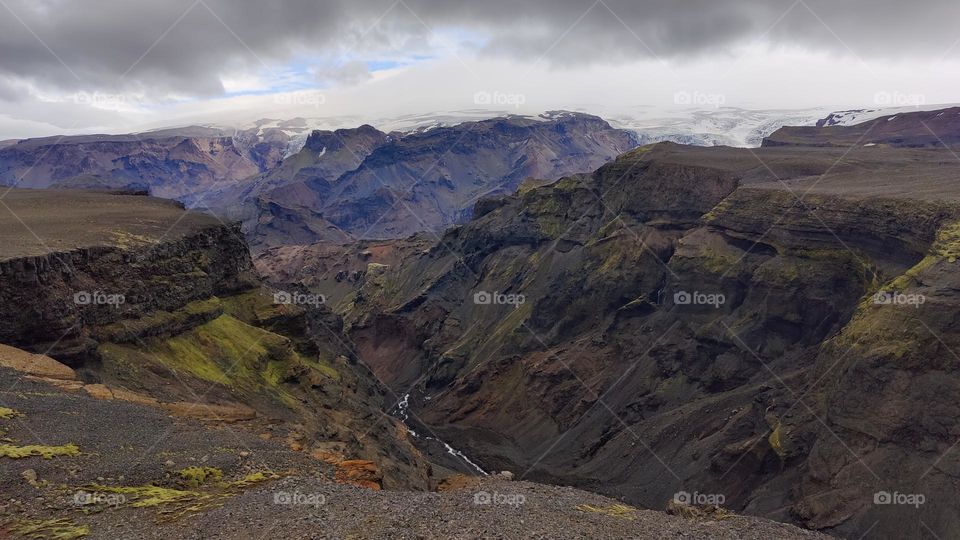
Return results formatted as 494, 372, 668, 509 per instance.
0, 127, 290, 206
318, 120, 960, 539
0, 189, 433, 496
238, 112, 638, 248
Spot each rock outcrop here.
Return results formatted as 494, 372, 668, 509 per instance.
0, 189, 431, 492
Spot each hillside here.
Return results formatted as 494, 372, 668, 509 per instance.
0, 127, 291, 205
0, 190, 827, 539
258, 107, 960, 539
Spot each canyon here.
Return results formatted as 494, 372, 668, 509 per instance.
257, 107, 960, 539
3, 107, 960, 538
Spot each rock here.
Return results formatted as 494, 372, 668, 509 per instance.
497, 471, 514, 481
333, 459, 382, 490
0, 344, 76, 380
20, 469, 37, 484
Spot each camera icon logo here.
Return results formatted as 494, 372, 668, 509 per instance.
73, 491, 92, 506
673, 291, 692, 305
874, 491, 892, 505
473, 491, 492, 505
273, 291, 292, 305
473, 291, 493, 305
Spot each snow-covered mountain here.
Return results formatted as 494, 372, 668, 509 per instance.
165, 103, 960, 159
815, 103, 960, 127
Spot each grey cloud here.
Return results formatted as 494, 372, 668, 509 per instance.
0, 0, 957, 98
316, 61, 374, 86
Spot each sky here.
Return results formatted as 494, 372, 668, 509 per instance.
0, 0, 959, 139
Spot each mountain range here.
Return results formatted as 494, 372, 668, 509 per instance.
3, 106, 960, 538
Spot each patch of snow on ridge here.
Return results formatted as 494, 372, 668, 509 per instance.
818, 103, 960, 127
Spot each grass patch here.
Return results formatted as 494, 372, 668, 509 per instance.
89, 483, 203, 508
83, 471, 279, 523
576, 503, 637, 519
10, 518, 89, 539
0, 443, 79, 459
0, 407, 20, 419
178, 466, 223, 488
223, 471, 279, 489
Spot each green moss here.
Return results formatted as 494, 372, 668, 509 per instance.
301, 357, 341, 381
696, 247, 741, 274
219, 289, 287, 323
89, 483, 206, 508
95, 298, 223, 342
81, 471, 278, 524
178, 466, 223, 488
0, 407, 20, 419
535, 215, 565, 239
702, 197, 733, 222
164, 342, 231, 384
141, 315, 288, 387
934, 220, 960, 263
110, 230, 154, 248
552, 177, 581, 192
100, 310, 338, 413
622, 144, 655, 159
224, 471, 279, 489
885, 255, 937, 291
597, 248, 624, 275
768, 424, 786, 459
0, 443, 79, 459
10, 518, 89, 539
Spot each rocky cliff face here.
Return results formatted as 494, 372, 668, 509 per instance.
230, 112, 638, 249
2, 113, 637, 252
763, 106, 960, 148
302, 108, 960, 538
0, 189, 431, 491
0, 126, 291, 206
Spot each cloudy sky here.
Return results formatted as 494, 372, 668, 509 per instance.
1, 0, 959, 139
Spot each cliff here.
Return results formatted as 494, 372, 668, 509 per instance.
293, 108, 960, 538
